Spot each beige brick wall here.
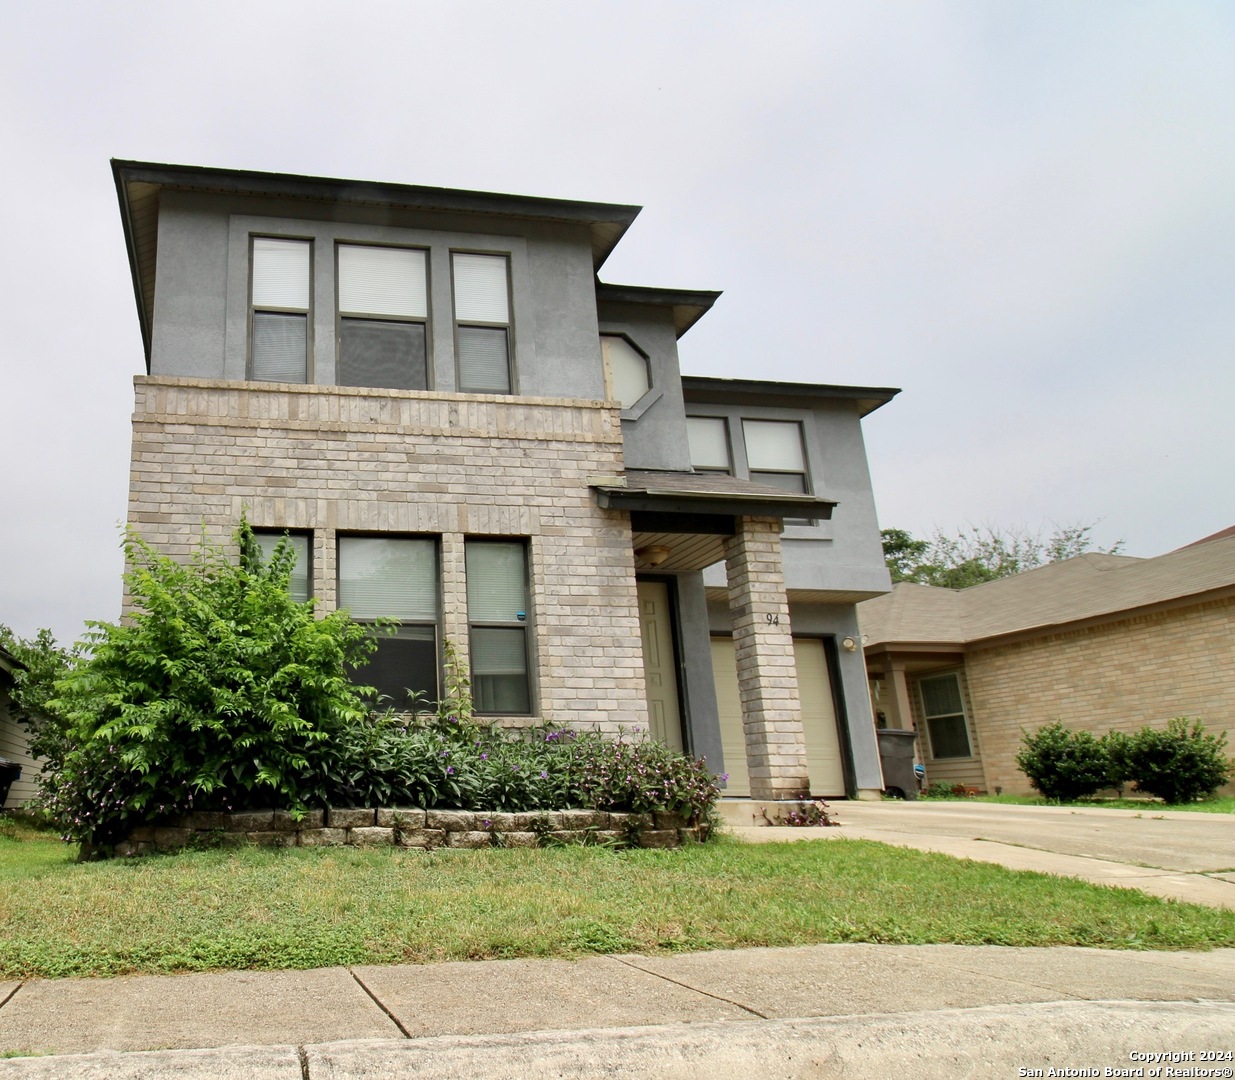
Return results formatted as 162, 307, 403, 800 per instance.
964, 598, 1235, 795
723, 517, 810, 801
127, 376, 649, 734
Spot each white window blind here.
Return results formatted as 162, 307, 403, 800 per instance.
602, 336, 650, 409
471, 627, 527, 674
338, 245, 427, 317
338, 537, 438, 621
453, 254, 509, 323
466, 542, 528, 622
252, 238, 310, 309
743, 420, 806, 472
686, 417, 730, 470
921, 674, 964, 718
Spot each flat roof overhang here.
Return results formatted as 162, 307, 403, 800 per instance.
682, 376, 900, 418
593, 485, 836, 521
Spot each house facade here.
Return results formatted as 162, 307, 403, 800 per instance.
113, 160, 897, 804
858, 533, 1235, 796
0, 646, 38, 809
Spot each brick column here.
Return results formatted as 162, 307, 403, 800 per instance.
723, 516, 810, 801
439, 532, 470, 672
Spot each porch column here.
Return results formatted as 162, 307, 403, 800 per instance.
722, 516, 810, 801
883, 660, 915, 731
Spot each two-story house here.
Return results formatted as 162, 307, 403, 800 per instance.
112, 159, 898, 806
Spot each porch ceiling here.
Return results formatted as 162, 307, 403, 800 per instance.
633, 532, 726, 574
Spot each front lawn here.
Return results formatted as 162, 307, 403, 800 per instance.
2, 826, 1233, 979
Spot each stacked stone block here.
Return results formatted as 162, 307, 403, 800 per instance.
113, 807, 703, 856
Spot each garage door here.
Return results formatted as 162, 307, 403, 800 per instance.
711, 636, 846, 798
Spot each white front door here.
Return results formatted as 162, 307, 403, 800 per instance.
637, 580, 683, 751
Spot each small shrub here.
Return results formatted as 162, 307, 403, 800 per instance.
1119, 718, 1231, 804
1015, 722, 1113, 801
921, 782, 956, 799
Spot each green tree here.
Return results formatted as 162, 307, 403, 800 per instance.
881, 522, 1123, 589
45, 520, 377, 847
0, 625, 77, 769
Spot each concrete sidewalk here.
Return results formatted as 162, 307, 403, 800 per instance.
1, 945, 1233, 1077
725, 800, 1235, 909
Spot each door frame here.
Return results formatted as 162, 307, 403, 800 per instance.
635, 574, 691, 754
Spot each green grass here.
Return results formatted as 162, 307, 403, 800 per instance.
2, 827, 1234, 979
925, 794, 1235, 814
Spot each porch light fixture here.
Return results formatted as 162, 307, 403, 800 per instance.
635, 545, 673, 567
842, 634, 869, 651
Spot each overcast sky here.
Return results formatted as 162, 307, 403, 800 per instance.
2, 0, 1233, 645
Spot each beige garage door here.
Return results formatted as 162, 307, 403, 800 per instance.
711, 636, 846, 798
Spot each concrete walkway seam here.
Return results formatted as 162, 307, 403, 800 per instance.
611, 955, 771, 1019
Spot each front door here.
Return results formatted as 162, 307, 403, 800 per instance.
636, 579, 683, 751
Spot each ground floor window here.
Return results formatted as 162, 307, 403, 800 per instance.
337, 536, 439, 709
252, 529, 312, 603
918, 672, 972, 759
465, 539, 532, 715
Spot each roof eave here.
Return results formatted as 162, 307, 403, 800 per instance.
681, 376, 901, 417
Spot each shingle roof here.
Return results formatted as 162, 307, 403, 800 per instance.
859, 533, 1235, 647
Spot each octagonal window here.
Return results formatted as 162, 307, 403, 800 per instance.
600, 334, 651, 410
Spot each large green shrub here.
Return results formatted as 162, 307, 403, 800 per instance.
1015, 722, 1114, 801
45, 523, 376, 846
0, 625, 77, 776
1117, 718, 1231, 804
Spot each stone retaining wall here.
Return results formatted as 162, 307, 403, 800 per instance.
113, 808, 705, 856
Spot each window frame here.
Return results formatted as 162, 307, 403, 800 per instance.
917, 671, 974, 760
599, 332, 652, 411
334, 241, 432, 391
451, 250, 516, 395
248, 235, 314, 383
336, 534, 441, 711
465, 537, 534, 717
251, 528, 313, 604
685, 415, 733, 474
741, 418, 814, 526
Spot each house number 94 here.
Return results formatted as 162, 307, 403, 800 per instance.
765, 613, 780, 625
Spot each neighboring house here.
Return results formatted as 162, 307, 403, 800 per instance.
0, 646, 39, 809
112, 160, 898, 804
858, 532, 1235, 796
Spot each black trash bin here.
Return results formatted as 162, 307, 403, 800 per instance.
0, 758, 21, 809
876, 729, 919, 800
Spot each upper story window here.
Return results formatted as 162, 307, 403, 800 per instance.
337, 244, 429, 391
686, 416, 732, 473
338, 536, 440, 710
742, 420, 809, 494
600, 334, 651, 410
250, 238, 311, 383
452, 253, 513, 394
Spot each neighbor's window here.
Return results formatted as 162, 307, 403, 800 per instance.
686, 416, 731, 473
251, 237, 311, 382
337, 244, 429, 390
600, 334, 650, 409
252, 530, 312, 604
918, 673, 973, 759
338, 536, 439, 709
466, 540, 532, 714
453, 253, 512, 393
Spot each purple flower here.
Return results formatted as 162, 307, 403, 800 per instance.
446, 766, 455, 775
480, 752, 488, 761
540, 771, 548, 779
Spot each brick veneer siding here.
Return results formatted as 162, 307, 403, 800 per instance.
963, 596, 1235, 796
127, 376, 649, 734
723, 517, 810, 801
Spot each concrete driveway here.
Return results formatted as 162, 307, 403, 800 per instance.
725, 800, 1235, 908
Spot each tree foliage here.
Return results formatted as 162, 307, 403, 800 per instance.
43, 521, 377, 846
882, 522, 1123, 589
0, 625, 77, 769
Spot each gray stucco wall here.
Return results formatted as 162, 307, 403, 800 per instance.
695, 398, 891, 596
597, 301, 692, 472
149, 191, 605, 399
670, 571, 724, 772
